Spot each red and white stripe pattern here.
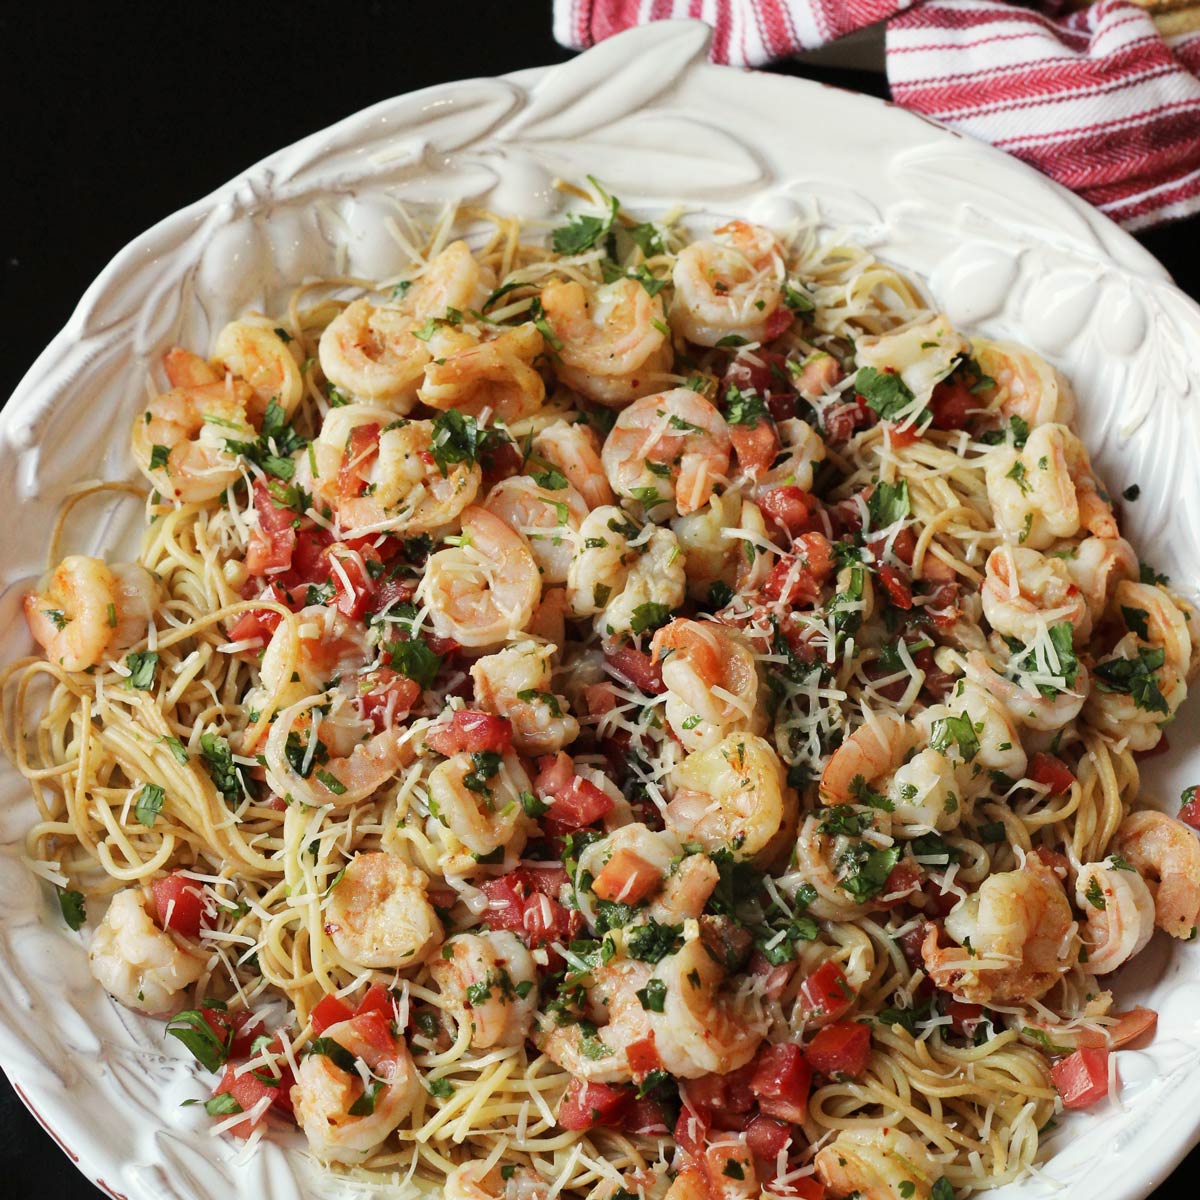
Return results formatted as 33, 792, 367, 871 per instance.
553, 0, 1200, 229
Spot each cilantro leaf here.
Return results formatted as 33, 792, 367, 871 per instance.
867, 479, 910, 529
855, 367, 914, 420
930, 712, 980, 763
134, 783, 166, 828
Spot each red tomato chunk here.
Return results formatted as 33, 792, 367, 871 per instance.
557, 1079, 631, 1130
1028, 752, 1076, 796
1051, 1047, 1111, 1110
804, 1021, 872, 1079
152, 871, 206, 939
796, 960, 854, 1024
750, 1042, 812, 1123
425, 710, 513, 756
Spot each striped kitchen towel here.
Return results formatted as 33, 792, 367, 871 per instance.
552, 0, 1200, 229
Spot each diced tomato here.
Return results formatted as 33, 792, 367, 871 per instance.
884, 421, 922, 449
749, 950, 796, 1000
605, 642, 666, 695
287, 526, 335, 586
591, 847, 663, 904
424, 709, 513, 756
877, 861, 922, 907
211, 1062, 284, 1138
358, 668, 422, 732
544, 776, 614, 834
516, 864, 570, 897
877, 564, 913, 610
623, 1095, 671, 1135
1028, 752, 1076, 796
557, 1079, 632, 1130
682, 1063, 756, 1125
244, 525, 297, 577
1051, 1047, 1111, 1110
310, 994, 354, 1035
824, 395, 875, 442
746, 1113, 792, 1170
945, 999, 985, 1038
337, 423, 380, 500
1074, 1006, 1158, 1050
790, 1179, 827, 1200
804, 1021, 871, 1079
626, 1034, 662, 1080
354, 983, 393, 1021
227, 582, 296, 645
750, 1042, 812, 1123
723, 349, 795, 411
922, 579, 962, 630
533, 752, 576, 798
253, 479, 298, 533
674, 1104, 711, 1160
151, 871, 206, 939
1180, 787, 1200, 831
796, 961, 854, 1025
898, 924, 927, 970
199, 1006, 261, 1059
729, 419, 781, 477
764, 306, 794, 341
480, 872, 579, 948
759, 486, 823, 538
922, 879, 960, 919
350, 1009, 397, 1058
327, 548, 375, 619
762, 533, 835, 605
479, 875, 525, 933
480, 438, 523, 487
913, 645, 957, 701
928, 378, 976, 431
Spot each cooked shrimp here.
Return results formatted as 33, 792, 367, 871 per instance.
667, 733, 787, 861
601, 389, 731, 517
918, 679, 1028, 779
532, 419, 613, 509
418, 507, 541, 650
651, 618, 764, 751
324, 853, 443, 969
213, 318, 304, 422
1112, 810, 1200, 938
815, 1128, 939, 1200
263, 705, 412, 809
667, 1142, 759, 1200
888, 748, 965, 836
470, 641, 579, 756
445, 1163, 548, 1200
130, 376, 253, 503
88, 887, 205, 1015
310, 405, 482, 536
540, 277, 673, 407
291, 1013, 421, 1163
972, 337, 1077, 429
482, 475, 588, 585
1065, 535, 1137, 627
981, 545, 1091, 645
963, 650, 1088, 733
418, 324, 545, 423
820, 716, 918, 806
538, 958, 655, 1082
318, 241, 490, 408
672, 492, 774, 600
567, 512, 686, 639
856, 314, 970, 407
24, 556, 159, 672
652, 933, 766, 1076
258, 605, 372, 708
671, 221, 786, 347
1075, 858, 1155, 975
754, 417, 827, 494
985, 423, 1116, 549
922, 856, 1077, 1003
431, 931, 538, 1048
649, 854, 721, 924
1084, 581, 1191, 751
427, 750, 532, 861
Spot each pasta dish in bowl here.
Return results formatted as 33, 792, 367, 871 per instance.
2, 181, 1197, 1200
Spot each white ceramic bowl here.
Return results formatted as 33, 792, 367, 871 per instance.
2, 20, 1199, 1200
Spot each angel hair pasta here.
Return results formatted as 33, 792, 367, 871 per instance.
4, 181, 1200, 1200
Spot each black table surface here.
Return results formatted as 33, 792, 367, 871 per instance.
1, 5, 1196, 1197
